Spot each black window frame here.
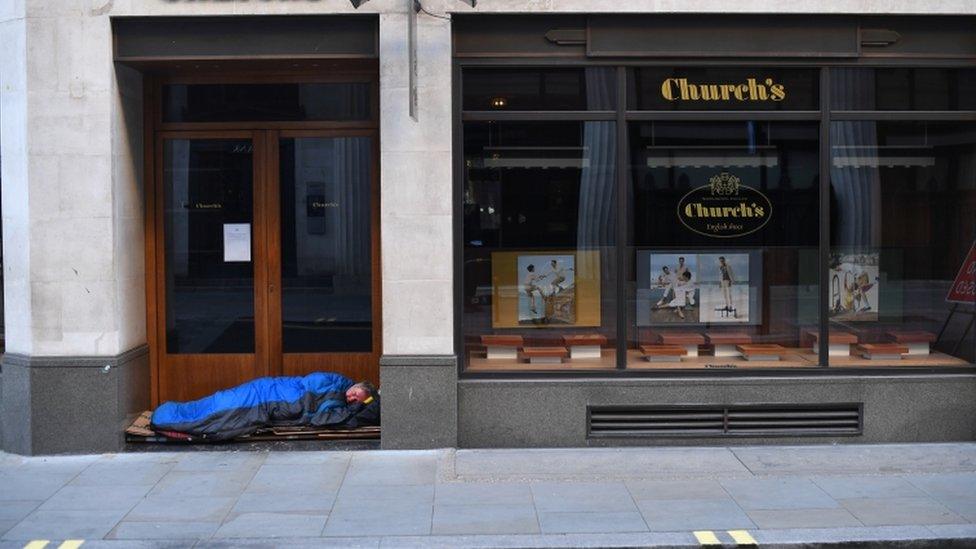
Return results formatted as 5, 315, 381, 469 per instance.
454, 58, 976, 379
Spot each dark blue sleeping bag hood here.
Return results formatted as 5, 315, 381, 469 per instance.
151, 372, 379, 441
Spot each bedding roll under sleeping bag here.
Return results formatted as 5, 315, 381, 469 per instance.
150, 372, 379, 441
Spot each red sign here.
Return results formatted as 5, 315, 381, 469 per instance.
947, 241, 976, 304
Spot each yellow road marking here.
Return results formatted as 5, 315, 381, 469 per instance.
693, 530, 722, 545
58, 541, 85, 549
729, 529, 758, 545
23, 542, 50, 549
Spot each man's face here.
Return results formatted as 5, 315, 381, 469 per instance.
346, 385, 369, 404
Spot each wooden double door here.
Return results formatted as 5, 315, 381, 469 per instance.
150, 129, 380, 403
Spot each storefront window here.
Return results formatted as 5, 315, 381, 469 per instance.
830, 68, 976, 111
828, 121, 976, 366
627, 121, 820, 369
463, 68, 617, 111
462, 121, 617, 371
163, 82, 372, 122
458, 64, 974, 374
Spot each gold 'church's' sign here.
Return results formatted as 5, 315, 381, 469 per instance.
677, 172, 773, 238
661, 77, 786, 102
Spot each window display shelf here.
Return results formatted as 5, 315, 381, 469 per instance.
626, 348, 818, 369
467, 348, 617, 371
828, 352, 970, 368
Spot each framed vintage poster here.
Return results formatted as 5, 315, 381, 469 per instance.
829, 250, 881, 322
490, 250, 601, 328
635, 250, 763, 326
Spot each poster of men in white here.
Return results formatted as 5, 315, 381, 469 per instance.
518, 254, 576, 326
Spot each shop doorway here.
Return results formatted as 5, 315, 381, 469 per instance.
148, 79, 380, 403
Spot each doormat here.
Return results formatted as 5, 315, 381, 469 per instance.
125, 411, 381, 444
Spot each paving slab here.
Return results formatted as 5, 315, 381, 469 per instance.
3, 445, 976, 547
334, 483, 434, 507
530, 482, 637, 513
537, 511, 647, 534
733, 443, 976, 475
746, 507, 863, 529
0, 470, 78, 501
626, 479, 728, 501
246, 462, 346, 494
840, 496, 964, 526
455, 448, 749, 481
213, 512, 328, 538
262, 451, 351, 466
927, 496, 976, 522
172, 451, 266, 473
721, 477, 839, 510
344, 452, 437, 486
38, 484, 152, 512
811, 475, 929, 499
108, 520, 221, 540
8, 455, 100, 476
906, 472, 976, 499
231, 490, 337, 516
323, 498, 433, 536
434, 483, 533, 506
432, 503, 539, 535
147, 470, 254, 498
0, 501, 42, 522
70, 459, 175, 487
123, 495, 237, 523
2, 508, 130, 541
636, 498, 755, 531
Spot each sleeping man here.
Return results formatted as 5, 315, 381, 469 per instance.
150, 372, 380, 441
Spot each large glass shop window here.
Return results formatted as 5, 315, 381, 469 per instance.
462, 121, 618, 371
627, 121, 820, 369
828, 121, 976, 367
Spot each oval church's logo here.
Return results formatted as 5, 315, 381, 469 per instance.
677, 172, 772, 238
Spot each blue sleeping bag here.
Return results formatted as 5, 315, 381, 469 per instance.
151, 372, 376, 441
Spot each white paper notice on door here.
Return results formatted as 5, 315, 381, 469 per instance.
223, 223, 251, 262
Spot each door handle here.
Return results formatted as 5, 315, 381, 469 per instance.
269, 284, 275, 293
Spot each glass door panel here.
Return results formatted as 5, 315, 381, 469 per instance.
163, 138, 256, 354
278, 136, 374, 353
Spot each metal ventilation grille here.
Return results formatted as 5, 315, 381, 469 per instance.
588, 404, 862, 438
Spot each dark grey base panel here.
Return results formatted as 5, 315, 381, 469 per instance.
1, 346, 150, 455
380, 355, 458, 449
459, 374, 976, 447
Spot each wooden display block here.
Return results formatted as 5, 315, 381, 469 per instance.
807, 330, 858, 356
563, 334, 607, 360
858, 343, 909, 361
706, 332, 753, 357
737, 343, 785, 361
521, 346, 569, 365
481, 335, 523, 360
640, 345, 688, 363
887, 331, 936, 355
655, 332, 705, 358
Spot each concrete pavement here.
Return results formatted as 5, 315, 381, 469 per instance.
2, 443, 976, 547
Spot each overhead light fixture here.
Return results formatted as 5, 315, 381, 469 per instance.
350, 0, 369, 7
